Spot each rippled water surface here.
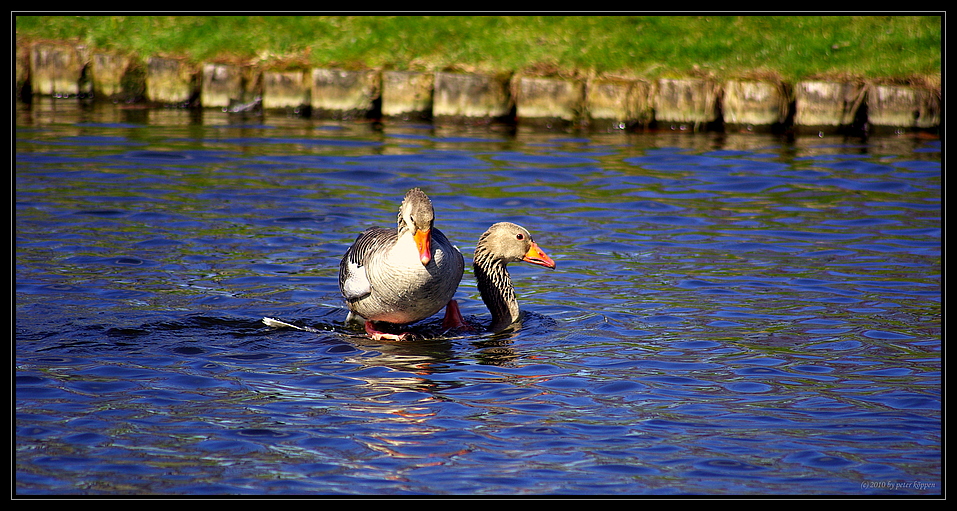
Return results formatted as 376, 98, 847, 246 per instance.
16, 101, 941, 495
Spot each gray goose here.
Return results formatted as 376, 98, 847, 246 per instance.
473, 222, 556, 333
339, 188, 465, 340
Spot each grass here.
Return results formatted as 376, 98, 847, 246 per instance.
15, 15, 941, 85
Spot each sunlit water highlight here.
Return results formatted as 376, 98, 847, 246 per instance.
16, 101, 940, 495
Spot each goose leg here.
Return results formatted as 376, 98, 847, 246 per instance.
441, 299, 467, 330
364, 321, 412, 341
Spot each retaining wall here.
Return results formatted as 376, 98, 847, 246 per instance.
17, 41, 941, 132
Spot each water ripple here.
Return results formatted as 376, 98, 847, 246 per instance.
15, 108, 940, 496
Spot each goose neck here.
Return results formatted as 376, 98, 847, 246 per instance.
473, 254, 520, 332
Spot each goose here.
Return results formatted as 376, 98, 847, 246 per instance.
338, 188, 465, 341
473, 222, 556, 333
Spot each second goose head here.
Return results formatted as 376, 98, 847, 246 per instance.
473, 222, 556, 332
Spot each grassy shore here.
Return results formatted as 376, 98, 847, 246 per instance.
15, 15, 941, 85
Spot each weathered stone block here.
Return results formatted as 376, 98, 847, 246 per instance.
262, 70, 309, 110
382, 71, 433, 118
201, 63, 244, 108
586, 78, 654, 128
146, 57, 195, 104
310, 68, 379, 118
722, 80, 789, 126
433, 72, 511, 119
654, 78, 720, 126
30, 43, 83, 97
91, 53, 131, 99
868, 84, 940, 128
794, 80, 864, 127
516, 76, 584, 123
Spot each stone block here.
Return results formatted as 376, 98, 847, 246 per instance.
381, 71, 434, 118
516, 76, 584, 123
310, 68, 379, 119
433, 72, 511, 119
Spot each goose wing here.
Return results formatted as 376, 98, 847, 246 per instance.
431, 227, 465, 271
338, 227, 396, 301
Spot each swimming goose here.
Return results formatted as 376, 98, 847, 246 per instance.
473, 222, 556, 333
339, 188, 465, 340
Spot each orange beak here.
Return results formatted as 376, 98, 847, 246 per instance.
523, 242, 556, 269
413, 228, 432, 266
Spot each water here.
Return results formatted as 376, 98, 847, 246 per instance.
16, 100, 941, 496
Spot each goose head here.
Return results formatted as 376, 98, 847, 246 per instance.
398, 188, 435, 266
475, 222, 556, 269
473, 222, 555, 332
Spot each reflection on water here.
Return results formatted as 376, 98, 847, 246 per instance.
16, 99, 940, 495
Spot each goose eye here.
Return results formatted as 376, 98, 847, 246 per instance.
515, 233, 525, 240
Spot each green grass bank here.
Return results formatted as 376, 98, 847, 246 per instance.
15, 15, 941, 85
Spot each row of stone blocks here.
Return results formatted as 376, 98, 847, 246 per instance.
18, 42, 940, 130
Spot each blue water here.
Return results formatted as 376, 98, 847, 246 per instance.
16, 100, 941, 495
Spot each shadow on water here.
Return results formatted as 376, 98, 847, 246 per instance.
261, 307, 559, 370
